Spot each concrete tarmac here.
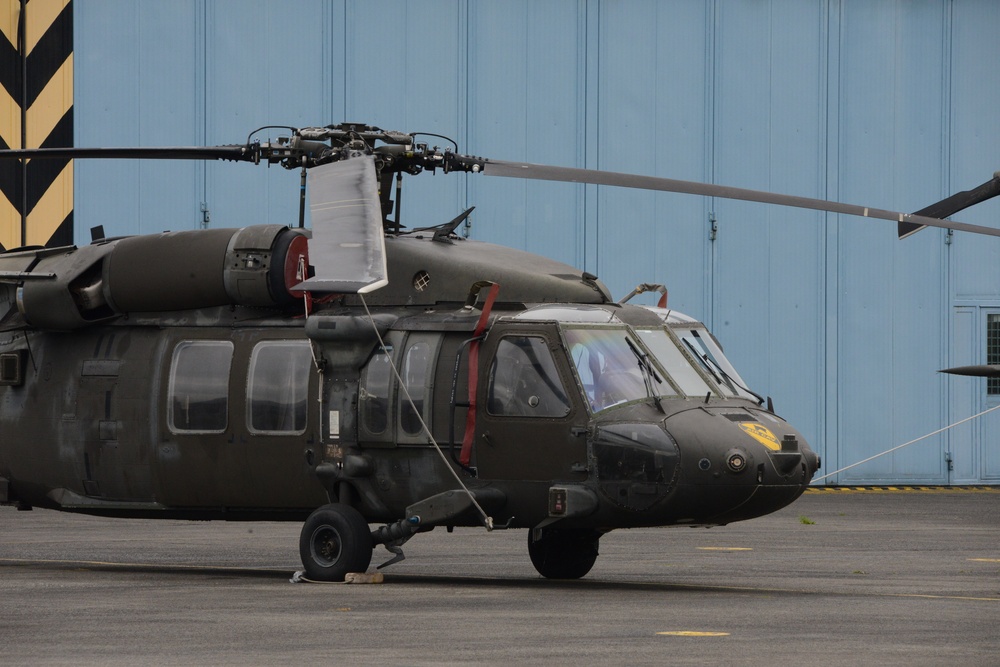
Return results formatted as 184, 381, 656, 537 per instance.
1, 489, 998, 666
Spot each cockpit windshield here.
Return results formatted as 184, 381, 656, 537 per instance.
564, 327, 653, 412
634, 327, 714, 398
533, 301, 762, 411
675, 327, 760, 402
561, 322, 762, 412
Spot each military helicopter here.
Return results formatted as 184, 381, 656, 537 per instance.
1, 123, 997, 582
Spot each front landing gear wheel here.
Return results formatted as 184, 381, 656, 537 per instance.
299, 504, 373, 582
527, 528, 601, 579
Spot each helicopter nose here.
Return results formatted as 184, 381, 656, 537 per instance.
730, 420, 817, 478
663, 408, 818, 486
592, 422, 681, 512
656, 409, 818, 523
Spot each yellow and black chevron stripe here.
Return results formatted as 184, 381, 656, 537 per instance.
1, 0, 73, 252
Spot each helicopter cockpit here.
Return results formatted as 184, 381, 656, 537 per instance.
511, 304, 761, 413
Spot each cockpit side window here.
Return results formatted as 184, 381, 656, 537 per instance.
168, 340, 233, 433
246, 340, 311, 435
487, 336, 571, 418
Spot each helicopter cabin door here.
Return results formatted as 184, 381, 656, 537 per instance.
474, 323, 588, 482
358, 330, 451, 450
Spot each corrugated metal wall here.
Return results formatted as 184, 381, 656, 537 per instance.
67, 0, 1000, 483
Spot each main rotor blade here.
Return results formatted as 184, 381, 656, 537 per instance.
0, 146, 251, 161
295, 156, 387, 294
899, 172, 1000, 239
481, 160, 1000, 239
939, 365, 1000, 378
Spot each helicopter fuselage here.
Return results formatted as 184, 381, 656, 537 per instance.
0, 226, 818, 578
0, 312, 813, 523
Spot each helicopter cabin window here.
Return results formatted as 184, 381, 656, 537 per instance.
400, 338, 433, 435
361, 344, 394, 435
988, 314, 1000, 396
168, 341, 234, 433
247, 340, 312, 435
487, 336, 571, 418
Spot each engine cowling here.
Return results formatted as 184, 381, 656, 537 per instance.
11, 225, 309, 330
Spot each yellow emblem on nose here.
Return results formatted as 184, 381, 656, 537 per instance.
738, 422, 781, 451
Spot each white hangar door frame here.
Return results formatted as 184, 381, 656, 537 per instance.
951, 305, 1000, 483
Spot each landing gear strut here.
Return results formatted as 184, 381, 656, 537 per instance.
299, 503, 373, 582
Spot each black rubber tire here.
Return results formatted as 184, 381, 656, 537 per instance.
299, 504, 373, 582
527, 527, 601, 579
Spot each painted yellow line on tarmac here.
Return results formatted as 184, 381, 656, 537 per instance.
672, 584, 1000, 603
968, 558, 1000, 563
696, 547, 753, 551
657, 631, 730, 637
656, 581, 1000, 602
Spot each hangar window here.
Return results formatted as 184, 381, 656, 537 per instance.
988, 315, 1000, 395
247, 340, 312, 434
168, 341, 234, 433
